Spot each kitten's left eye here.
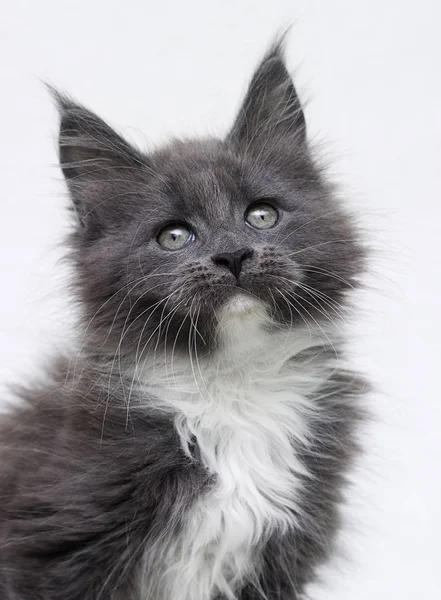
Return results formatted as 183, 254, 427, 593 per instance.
245, 202, 278, 230
157, 224, 195, 250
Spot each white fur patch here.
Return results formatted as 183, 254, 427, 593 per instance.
137, 301, 337, 600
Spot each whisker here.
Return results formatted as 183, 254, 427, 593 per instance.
190, 303, 211, 402
294, 263, 356, 288
283, 288, 339, 359
187, 296, 204, 401
268, 274, 346, 320
274, 287, 295, 338
283, 239, 360, 258
272, 209, 346, 249
67, 276, 155, 389
127, 297, 187, 423
100, 289, 183, 443
276, 287, 313, 343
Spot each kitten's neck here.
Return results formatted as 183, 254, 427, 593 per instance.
132, 306, 339, 402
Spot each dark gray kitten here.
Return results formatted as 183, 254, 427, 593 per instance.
0, 40, 367, 600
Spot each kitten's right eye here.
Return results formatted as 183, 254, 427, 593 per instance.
157, 224, 195, 251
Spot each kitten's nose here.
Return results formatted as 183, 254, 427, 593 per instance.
212, 248, 254, 280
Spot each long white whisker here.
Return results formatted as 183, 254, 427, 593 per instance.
284, 239, 360, 258
283, 288, 339, 358
272, 209, 345, 249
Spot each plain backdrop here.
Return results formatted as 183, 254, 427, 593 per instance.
1, 1, 440, 598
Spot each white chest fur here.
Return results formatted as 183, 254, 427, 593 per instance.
139, 301, 334, 600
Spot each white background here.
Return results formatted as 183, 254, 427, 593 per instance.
1, 1, 440, 598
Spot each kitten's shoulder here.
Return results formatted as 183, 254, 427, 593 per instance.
0, 354, 189, 481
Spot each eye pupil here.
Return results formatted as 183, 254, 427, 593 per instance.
157, 224, 195, 250
245, 202, 278, 230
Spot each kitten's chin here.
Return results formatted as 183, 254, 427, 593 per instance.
223, 293, 260, 314
215, 292, 271, 357
217, 292, 269, 327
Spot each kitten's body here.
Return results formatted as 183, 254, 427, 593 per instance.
0, 41, 367, 599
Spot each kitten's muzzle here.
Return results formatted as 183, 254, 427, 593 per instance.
212, 248, 254, 281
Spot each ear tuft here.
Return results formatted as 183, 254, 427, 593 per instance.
47, 84, 148, 233
228, 36, 306, 150
46, 85, 143, 181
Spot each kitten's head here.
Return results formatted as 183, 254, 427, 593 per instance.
56, 41, 364, 359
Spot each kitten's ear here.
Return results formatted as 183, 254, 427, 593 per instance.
228, 40, 306, 150
50, 88, 147, 231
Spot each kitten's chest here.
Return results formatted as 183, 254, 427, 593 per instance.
182, 371, 308, 514
159, 368, 312, 599
139, 320, 324, 599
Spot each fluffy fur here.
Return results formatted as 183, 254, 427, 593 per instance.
138, 309, 344, 600
0, 39, 367, 600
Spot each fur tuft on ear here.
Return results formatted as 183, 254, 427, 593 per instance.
47, 85, 149, 233
48, 87, 144, 179
228, 37, 306, 151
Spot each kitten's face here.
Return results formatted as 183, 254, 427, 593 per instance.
57, 43, 364, 357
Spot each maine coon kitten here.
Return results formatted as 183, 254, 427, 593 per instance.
0, 40, 367, 600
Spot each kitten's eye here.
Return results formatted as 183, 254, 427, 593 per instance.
245, 202, 278, 230
157, 224, 195, 250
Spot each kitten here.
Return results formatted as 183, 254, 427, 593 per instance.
0, 39, 367, 600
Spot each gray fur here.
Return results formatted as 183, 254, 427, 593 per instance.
0, 39, 368, 599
